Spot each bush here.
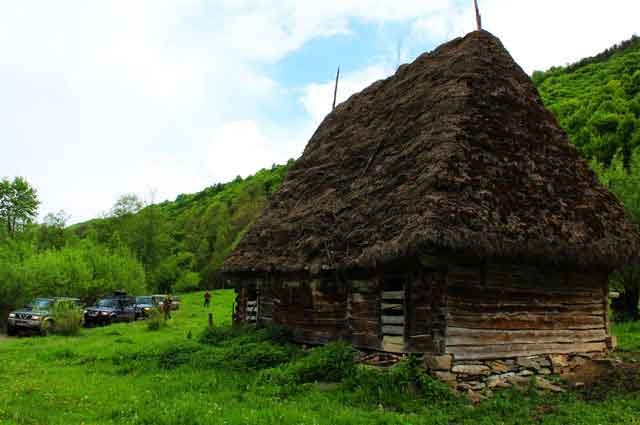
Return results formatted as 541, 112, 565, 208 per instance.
259, 342, 356, 386
158, 342, 202, 370
51, 301, 83, 336
198, 324, 291, 346
146, 308, 165, 331
342, 357, 456, 408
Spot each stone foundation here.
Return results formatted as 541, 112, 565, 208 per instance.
425, 352, 606, 395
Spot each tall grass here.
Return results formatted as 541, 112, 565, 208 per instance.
51, 301, 83, 336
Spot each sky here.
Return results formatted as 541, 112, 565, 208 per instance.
1, 0, 638, 224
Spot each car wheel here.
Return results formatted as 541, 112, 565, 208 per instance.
7, 324, 17, 336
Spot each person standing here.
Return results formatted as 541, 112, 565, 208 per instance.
204, 291, 212, 308
163, 294, 173, 320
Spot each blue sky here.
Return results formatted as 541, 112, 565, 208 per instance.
1, 0, 638, 223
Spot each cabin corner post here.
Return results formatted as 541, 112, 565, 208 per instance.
603, 273, 616, 350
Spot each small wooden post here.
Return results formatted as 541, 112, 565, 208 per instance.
332, 67, 340, 110
474, 0, 482, 31
208, 312, 213, 328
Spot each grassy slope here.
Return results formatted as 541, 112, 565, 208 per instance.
1, 291, 639, 425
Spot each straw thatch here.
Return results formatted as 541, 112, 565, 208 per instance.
223, 30, 640, 275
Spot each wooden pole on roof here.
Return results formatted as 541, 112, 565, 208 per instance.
474, 0, 482, 31
332, 66, 340, 110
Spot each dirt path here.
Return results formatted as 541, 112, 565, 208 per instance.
0, 334, 8, 343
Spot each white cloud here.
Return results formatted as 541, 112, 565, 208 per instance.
445, 0, 640, 73
301, 64, 392, 127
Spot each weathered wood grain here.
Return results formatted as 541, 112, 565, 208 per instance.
446, 327, 607, 345
448, 313, 604, 330
382, 325, 404, 336
447, 342, 607, 360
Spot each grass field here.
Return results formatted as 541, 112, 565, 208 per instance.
1, 290, 640, 425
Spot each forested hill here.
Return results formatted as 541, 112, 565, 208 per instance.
534, 35, 640, 165
71, 161, 293, 291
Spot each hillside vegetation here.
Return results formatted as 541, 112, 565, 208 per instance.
534, 35, 640, 165
1, 291, 639, 425
70, 162, 292, 292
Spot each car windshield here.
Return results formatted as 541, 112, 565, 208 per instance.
32, 299, 52, 310
96, 299, 117, 308
136, 297, 152, 304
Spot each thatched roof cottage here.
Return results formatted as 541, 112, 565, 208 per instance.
223, 31, 639, 379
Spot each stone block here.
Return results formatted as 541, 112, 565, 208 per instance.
549, 354, 569, 368
487, 373, 514, 389
487, 360, 512, 373
424, 354, 452, 371
535, 377, 565, 393
433, 371, 457, 386
458, 381, 486, 391
451, 364, 491, 376
516, 357, 539, 369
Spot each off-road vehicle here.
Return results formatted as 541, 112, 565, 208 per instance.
7, 298, 82, 336
83, 294, 136, 326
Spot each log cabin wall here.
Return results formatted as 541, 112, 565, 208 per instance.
256, 278, 274, 324
406, 270, 446, 354
271, 278, 348, 345
445, 262, 610, 361
233, 287, 248, 323
348, 279, 382, 350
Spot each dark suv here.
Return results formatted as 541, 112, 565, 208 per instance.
134, 296, 155, 319
7, 298, 82, 336
83, 295, 136, 326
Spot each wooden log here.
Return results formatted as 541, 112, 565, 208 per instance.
381, 315, 405, 325
448, 285, 604, 305
381, 303, 403, 312
448, 302, 605, 316
447, 342, 608, 361
382, 291, 405, 300
446, 327, 607, 346
448, 313, 604, 330
382, 325, 404, 336
382, 335, 405, 353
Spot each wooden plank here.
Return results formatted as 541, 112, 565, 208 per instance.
446, 328, 607, 346
381, 303, 403, 311
381, 315, 405, 325
448, 302, 605, 316
382, 325, 404, 336
448, 285, 604, 305
382, 336, 405, 353
447, 342, 607, 361
448, 313, 605, 330
382, 291, 405, 300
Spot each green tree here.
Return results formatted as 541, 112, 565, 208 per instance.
592, 150, 640, 320
0, 177, 40, 238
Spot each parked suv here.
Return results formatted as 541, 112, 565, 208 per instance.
83, 295, 136, 326
152, 294, 181, 310
7, 297, 82, 336
134, 296, 155, 319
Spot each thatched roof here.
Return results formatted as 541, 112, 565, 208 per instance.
223, 30, 640, 275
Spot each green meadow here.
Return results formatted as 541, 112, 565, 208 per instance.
1, 290, 639, 425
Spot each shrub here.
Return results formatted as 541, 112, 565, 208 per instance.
158, 342, 202, 370
342, 357, 456, 408
51, 301, 83, 336
199, 324, 291, 346
146, 308, 165, 331
193, 340, 297, 371
259, 342, 356, 386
